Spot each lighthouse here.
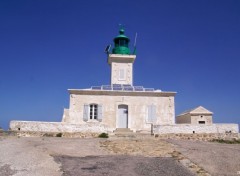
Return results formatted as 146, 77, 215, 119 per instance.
108, 27, 136, 85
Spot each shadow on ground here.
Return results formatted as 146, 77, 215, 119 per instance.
53, 155, 195, 176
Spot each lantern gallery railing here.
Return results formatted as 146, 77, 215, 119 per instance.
91, 84, 157, 92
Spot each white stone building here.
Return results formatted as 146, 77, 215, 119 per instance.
10, 28, 239, 134
62, 29, 176, 133
176, 106, 213, 125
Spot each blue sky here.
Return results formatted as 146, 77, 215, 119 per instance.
0, 0, 239, 130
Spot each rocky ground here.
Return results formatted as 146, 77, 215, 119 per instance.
167, 139, 240, 176
0, 135, 239, 176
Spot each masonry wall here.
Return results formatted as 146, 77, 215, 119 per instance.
191, 115, 212, 125
63, 93, 175, 132
10, 121, 110, 133
154, 124, 239, 134
176, 114, 191, 124
111, 62, 133, 85
176, 114, 213, 125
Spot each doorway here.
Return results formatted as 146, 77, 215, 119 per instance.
118, 105, 128, 128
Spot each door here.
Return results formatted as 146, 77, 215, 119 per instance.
118, 105, 128, 128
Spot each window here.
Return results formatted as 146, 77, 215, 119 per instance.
83, 104, 102, 121
118, 39, 128, 47
198, 121, 205, 124
119, 69, 125, 80
90, 104, 98, 119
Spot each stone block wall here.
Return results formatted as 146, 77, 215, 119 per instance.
154, 133, 240, 141
191, 115, 212, 125
154, 123, 239, 134
10, 121, 112, 133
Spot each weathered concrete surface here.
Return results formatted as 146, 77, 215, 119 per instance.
0, 136, 195, 176
1, 136, 238, 176
168, 139, 240, 176
54, 155, 194, 176
99, 137, 208, 175
0, 137, 62, 176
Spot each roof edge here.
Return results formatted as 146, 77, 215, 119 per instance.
68, 89, 176, 97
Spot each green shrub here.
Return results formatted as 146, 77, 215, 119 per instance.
98, 133, 109, 138
56, 133, 62, 137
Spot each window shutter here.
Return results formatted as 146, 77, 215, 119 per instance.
151, 105, 156, 123
147, 105, 156, 123
147, 105, 152, 122
83, 104, 89, 122
98, 104, 103, 121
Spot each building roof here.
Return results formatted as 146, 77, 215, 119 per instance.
178, 106, 213, 116
68, 88, 176, 97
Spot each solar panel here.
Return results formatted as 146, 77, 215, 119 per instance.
123, 87, 133, 91
134, 86, 143, 91
134, 88, 143, 91
123, 84, 131, 87
90, 85, 157, 92
134, 86, 143, 89
102, 87, 112, 90
112, 84, 122, 87
144, 88, 154, 92
113, 87, 122, 91
102, 85, 112, 90
91, 86, 101, 90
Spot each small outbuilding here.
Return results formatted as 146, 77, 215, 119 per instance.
176, 106, 213, 125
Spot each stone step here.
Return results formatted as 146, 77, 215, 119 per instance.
113, 128, 154, 138
112, 133, 154, 139
114, 130, 133, 137
113, 128, 134, 135
114, 128, 133, 132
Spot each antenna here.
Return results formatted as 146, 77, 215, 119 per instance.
133, 32, 137, 54
119, 23, 124, 30
104, 44, 111, 54
134, 32, 137, 47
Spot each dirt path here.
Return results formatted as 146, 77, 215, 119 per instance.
99, 137, 174, 157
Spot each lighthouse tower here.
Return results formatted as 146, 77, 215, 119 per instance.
108, 28, 136, 85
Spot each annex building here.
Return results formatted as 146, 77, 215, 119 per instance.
10, 28, 239, 135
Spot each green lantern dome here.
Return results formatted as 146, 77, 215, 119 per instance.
112, 27, 130, 55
